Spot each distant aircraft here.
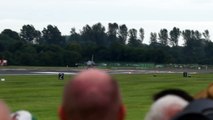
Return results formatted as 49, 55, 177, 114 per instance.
86, 55, 95, 68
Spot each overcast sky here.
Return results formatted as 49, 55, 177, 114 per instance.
0, 0, 213, 44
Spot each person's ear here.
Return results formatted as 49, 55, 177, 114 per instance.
58, 106, 66, 120
118, 104, 126, 120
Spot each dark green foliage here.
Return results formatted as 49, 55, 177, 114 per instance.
0, 23, 213, 66
150, 32, 157, 45
128, 28, 142, 47
68, 28, 82, 43
1, 29, 20, 40
158, 29, 168, 46
203, 30, 210, 41
182, 30, 206, 63
0, 30, 21, 51
169, 27, 181, 46
42, 25, 65, 45
118, 24, 128, 45
79, 23, 107, 47
63, 50, 81, 66
139, 28, 145, 43
92, 23, 107, 46
107, 23, 119, 45
20, 25, 41, 44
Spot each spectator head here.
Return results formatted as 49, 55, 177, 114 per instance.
172, 99, 213, 120
11, 110, 36, 120
0, 100, 11, 120
153, 88, 193, 102
145, 95, 189, 120
59, 69, 125, 120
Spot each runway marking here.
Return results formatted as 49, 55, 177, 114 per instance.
0, 69, 198, 75
31, 72, 77, 75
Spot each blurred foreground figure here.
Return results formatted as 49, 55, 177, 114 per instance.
11, 110, 36, 120
145, 95, 188, 120
59, 69, 125, 120
194, 83, 213, 99
172, 99, 213, 120
0, 100, 11, 120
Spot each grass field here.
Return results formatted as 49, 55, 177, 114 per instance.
0, 73, 213, 120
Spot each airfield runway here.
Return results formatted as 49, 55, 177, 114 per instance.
0, 68, 213, 75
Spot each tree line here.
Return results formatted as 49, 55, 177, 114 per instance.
0, 22, 212, 66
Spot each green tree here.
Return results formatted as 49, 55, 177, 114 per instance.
118, 24, 128, 45
0, 41, 5, 52
0, 30, 21, 51
96, 46, 110, 61
81, 42, 98, 61
128, 29, 142, 47
139, 28, 145, 43
109, 43, 125, 61
158, 29, 168, 46
68, 28, 82, 43
1, 29, 20, 40
182, 29, 205, 63
203, 40, 213, 64
81, 24, 93, 43
66, 42, 82, 53
80, 23, 106, 46
194, 30, 202, 40
8, 41, 25, 53
169, 27, 181, 46
203, 30, 210, 41
42, 25, 64, 45
20, 25, 41, 44
63, 50, 81, 66
108, 23, 118, 36
182, 30, 191, 45
91, 23, 106, 46
150, 32, 157, 45
107, 23, 118, 45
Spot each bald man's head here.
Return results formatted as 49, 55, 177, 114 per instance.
60, 69, 125, 120
0, 100, 11, 120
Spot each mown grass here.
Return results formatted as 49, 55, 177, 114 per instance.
0, 73, 213, 120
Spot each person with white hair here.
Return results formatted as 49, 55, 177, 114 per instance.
11, 110, 36, 120
144, 95, 189, 120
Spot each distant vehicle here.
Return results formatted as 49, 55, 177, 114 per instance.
0, 59, 7, 66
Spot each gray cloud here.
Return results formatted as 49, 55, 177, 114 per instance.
0, 0, 213, 44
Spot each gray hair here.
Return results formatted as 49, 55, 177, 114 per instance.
145, 95, 189, 120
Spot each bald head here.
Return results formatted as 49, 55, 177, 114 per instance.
61, 69, 124, 120
0, 100, 11, 120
